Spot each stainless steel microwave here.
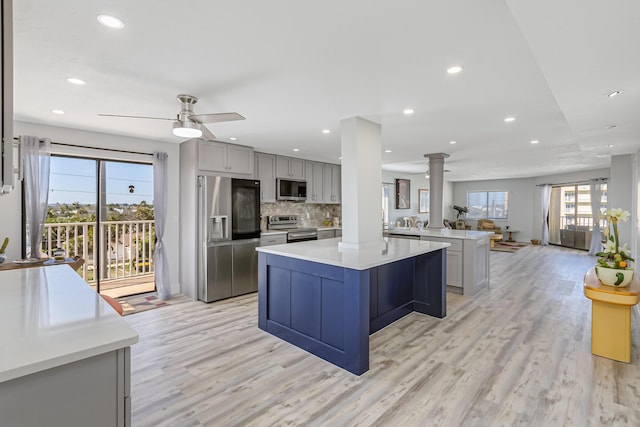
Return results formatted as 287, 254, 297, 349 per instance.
276, 178, 307, 201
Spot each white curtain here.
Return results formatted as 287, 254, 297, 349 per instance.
22, 136, 51, 259
153, 152, 171, 300
540, 184, 551, 245
588, 179, 604, 255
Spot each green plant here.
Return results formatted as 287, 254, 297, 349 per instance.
596, 208, 634, 269
0, 237, 8, 253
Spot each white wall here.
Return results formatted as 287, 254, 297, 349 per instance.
382, 171, 454, 226
453, 168, 611, 244
0, 121, 182, 295
609, 154, 636, 257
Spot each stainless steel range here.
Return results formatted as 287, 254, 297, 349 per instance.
267, 215, 318, 242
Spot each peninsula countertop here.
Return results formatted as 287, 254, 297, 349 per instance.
256, 236, 449, 270
0, 265, 139, 383
386, 227, 493, 240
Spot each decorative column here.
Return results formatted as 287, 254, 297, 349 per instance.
339, 117, 384, 250
424, 153, 449, 230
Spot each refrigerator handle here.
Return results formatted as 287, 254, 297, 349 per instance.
197, 176, 206, 297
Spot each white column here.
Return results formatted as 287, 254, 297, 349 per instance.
339, 117, 384, 250
425, 153, 449, 230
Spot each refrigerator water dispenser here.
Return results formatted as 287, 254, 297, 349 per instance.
208, 215, 229, 241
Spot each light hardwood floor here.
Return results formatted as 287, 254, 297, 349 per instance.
127, 245, 640, 426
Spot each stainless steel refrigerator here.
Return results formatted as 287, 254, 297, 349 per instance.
197, 176, 261, 302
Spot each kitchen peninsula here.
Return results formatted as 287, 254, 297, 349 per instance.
256, 237, 449, 375
386, 228, 491, 296
0, 265, 138, 426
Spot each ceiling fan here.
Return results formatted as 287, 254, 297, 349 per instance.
98, 94, 245, 139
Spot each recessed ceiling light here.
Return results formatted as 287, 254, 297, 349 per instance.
608, 91, 621, 98
449, 141, 457, 144
447, 66, 462, 74
97, 14, 125, 29
384, 149, 392, 153
293, 148, 300, 152
67, 78, 86, 85
607, 144, 615, 148
504, 117, 515, 122
229, 137, 237, 141
51, 109, 64, 115
338, 157, 342, 160
322, 129, 330, 134
530, 140, 539, 144
403, 108, 414, 115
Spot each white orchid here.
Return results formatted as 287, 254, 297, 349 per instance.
597, 208, 634, 269
607, 208, 630, 222
602, 240, 617, 254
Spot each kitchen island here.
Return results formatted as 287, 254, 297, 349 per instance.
0, 265, 139, 427
256, 237, 448, 375
386, 228, 491, 296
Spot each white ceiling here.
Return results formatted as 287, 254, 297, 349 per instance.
13, 0, 640, 181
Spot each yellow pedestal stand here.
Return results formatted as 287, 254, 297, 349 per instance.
583, 267, 640, 363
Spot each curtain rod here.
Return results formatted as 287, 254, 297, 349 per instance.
13, 136, 153, 157
535, 177, 607, 187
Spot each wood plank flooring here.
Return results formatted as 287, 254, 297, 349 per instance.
126, 245, 640, 426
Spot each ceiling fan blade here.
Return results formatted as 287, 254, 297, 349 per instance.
189, 112, 245, 124
98, 113, 175, 121
200, 125, 216, 141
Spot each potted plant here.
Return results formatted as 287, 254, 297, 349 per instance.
595, 208, 634, 287
0, 237, 8, 264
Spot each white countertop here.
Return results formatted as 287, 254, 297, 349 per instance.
0, 265, 139, 383
256, 237, 449, 270
386, 227, 493, 240
317, 226, 342, 231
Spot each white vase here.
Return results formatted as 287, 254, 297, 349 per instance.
595, 265, 634, 287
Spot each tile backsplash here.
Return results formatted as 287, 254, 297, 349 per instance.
261, 202, 342, 230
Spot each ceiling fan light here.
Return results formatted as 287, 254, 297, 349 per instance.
173, 121, 202, 138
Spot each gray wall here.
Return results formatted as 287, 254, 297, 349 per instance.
382, 171, 454, 227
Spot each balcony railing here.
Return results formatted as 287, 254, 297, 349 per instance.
42, 220, 155, 290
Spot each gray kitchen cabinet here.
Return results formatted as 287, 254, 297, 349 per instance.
276, 155, 305, 179
305, 160, 324, 203
335, 228, 342, 237
255, 152, 276, 202
323, 163, 341, 204
317, 229, 335, 240
198, 140, 254, 175
260, 233, 287, 246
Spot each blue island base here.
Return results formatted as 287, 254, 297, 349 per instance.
258, 248, 446, 375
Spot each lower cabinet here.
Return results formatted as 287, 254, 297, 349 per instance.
317, 229, 335, 240
419, 235, 489, 295
260, 234, 287, 246
0, 348, 131, 427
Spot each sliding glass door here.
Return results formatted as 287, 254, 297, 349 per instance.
548, 183, 607, 249
45, 155, 155, 298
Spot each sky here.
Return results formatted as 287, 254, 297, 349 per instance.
48, 156, 153, 205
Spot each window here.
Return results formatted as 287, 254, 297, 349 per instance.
44, 155, 155, 298
467, 191, 508, 219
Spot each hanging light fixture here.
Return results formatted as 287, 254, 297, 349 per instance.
173, 121, 202, 138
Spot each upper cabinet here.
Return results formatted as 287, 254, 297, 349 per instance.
305, 161, 341, 204
276, 155, 305, 179
305, 160, 324, 203
323, 163, 341, 204
255, 152, 276, 202
198, 140, 254, 175
0, 0, 14, 193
